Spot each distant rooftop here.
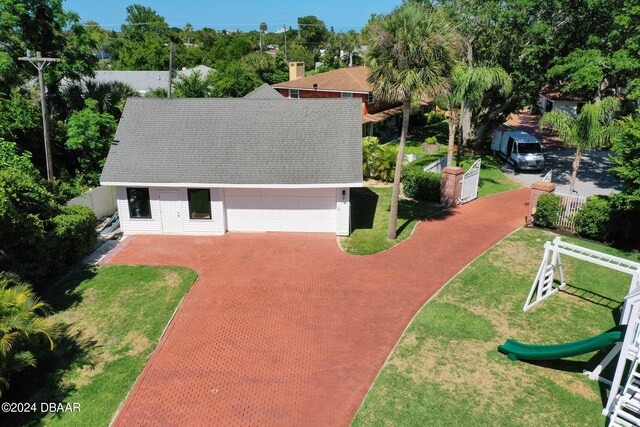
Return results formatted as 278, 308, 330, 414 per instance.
273, 66, 372, 93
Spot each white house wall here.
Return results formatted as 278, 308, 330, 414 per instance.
115, 186, 351, 235
336, 188, 350, 236
116, 187, 225, 235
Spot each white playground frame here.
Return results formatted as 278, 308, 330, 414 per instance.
523, 237, 640, 417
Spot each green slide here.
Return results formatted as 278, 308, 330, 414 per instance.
498, 325, 626, 361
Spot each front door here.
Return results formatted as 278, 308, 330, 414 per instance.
159, 191, 183, 233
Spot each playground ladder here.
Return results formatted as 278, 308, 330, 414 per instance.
610, 353, 640, 426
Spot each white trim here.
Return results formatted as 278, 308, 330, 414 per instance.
272, 87, 369, 95
289, 88, 299, 99
103, 182, 364, 189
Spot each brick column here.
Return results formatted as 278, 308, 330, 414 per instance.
529, 181, 556, 222
440, 167, 464, 207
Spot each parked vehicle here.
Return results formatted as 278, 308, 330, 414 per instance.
491, 128, 545, 171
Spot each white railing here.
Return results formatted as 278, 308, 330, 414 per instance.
555, 192, 587, 231
542, 170, 552, 182
423, 155, 447, 173
459, 158, 481, 204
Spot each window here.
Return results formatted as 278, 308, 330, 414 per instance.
127, 188, 151, 219
289, 89, 299, 99
367, 92, 375, 104
341, 92, 353, 98
187, 189, 211, 220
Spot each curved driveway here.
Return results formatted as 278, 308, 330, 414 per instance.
108, 188, 530, 426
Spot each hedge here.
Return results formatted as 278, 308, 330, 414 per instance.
401, 167, 441, 202
535, 193, 562, 228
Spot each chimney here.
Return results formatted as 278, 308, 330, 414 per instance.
289, 62, 305, 81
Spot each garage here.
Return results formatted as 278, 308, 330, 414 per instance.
224, 188, 338, 233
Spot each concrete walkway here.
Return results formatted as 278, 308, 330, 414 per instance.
107, 188, 530, 426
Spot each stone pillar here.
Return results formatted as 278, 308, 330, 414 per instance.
440, 167, 464, 207
529, 181, 557, 222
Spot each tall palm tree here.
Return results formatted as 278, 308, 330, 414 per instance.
444, 62, 512, 166
0, 273, 59, 396
365, 3, 459, 240
539, 97, 621, 194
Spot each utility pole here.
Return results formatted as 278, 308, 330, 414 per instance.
19, 51, 60, 182
168, 41, 174, 99
283, 25, 287, 61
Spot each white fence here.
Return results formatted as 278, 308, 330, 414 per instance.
555, 192, 587, 231
67, 186, 117, 219
423, 155, 447, 173
459, 158, 481, 204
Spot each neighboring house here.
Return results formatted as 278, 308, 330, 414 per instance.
243, 83, 284, 99
272, 65, 417, 140
538, 92, 587, 117
100, 98, 362, 236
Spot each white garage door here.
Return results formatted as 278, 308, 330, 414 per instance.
224, 188, 337, 233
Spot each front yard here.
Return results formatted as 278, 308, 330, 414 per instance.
4, 265, 197, 427
341, 156, 521, 255
353, 228, 640, 426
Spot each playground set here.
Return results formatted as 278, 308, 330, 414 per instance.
497, 237, 640, 426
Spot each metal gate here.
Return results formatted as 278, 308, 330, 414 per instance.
458, 158, 481, 204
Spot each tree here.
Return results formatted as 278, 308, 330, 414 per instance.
0, 0, 97, 93
242, 52, 288, 84
297, 16, 328, 50
539, 97, 621, 194
0, 273, 59, 397
115, 5, 170, 70
611, 113, 640, 197
209, 63, 262, 97
365, 3, 458, 240
259, 22, 268, 52
444, 63, 513, 166
342, 30, 360, 67
172, 70, 212, 97
65, 99, 117, 185
0, 140, 38, 177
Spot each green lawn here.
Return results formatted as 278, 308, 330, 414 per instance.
340, 187, 442, 255
5, 265, 197, 427
353, 228, 640, 426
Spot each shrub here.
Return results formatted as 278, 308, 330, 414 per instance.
535, 193, 562, 228
574, 196, 611, 241
362, 136, 381, 177
50, 205, 98, 267
424, 136, 439, 145
0, 273, 59, 397
607, 194, 640, 249
402, 167, 441, 202
374, 145, 398, 182
424, 110, 446, 125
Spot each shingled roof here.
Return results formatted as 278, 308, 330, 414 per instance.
243, 83, 285, 99
100, 98, 362, 186
272, 66, 372, 93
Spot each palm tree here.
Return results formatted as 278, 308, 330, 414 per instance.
0, 273, 59, 396
539, 97, 621, 194
444, 62, 512, 166
365, 3, 459, 240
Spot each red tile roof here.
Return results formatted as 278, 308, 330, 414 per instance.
273, 66, 372, 93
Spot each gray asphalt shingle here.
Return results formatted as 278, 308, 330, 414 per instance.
100, 98, 363, 185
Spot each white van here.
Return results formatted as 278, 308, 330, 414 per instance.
491, 128, 545, 171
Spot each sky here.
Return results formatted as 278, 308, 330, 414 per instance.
63, 0, 401, 32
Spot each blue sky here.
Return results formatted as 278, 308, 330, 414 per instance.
63, 0, 401, 31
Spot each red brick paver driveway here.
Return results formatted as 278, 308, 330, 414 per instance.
108, 188, 529, 426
